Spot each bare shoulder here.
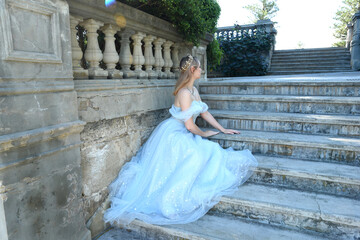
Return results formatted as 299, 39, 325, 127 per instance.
193, 87, 201, 101
177, 88, 192, 109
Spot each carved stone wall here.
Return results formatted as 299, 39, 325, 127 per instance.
0, 0, 91, 239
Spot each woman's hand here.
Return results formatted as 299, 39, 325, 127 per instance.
203, 130, 220, 137
222, 129, 241, 134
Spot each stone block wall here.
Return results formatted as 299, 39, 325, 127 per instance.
0, 0, 90, 239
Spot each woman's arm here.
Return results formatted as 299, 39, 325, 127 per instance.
178, 89, 219, 137
194, 87, 240, 134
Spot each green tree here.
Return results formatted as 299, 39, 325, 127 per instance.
244, 0, 279, 23
333, 0, 359, 47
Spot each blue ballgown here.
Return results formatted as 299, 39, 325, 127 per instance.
104, 101, 258, 225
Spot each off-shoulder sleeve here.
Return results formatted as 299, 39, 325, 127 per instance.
169, 101, 208, 122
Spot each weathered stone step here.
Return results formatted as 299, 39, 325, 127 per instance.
272, 49, 350, 56
251, 155, 360, 199
206, 130, 360, 165
271, 58, 351, 64
268, 70, 355, 75
199, 78, 360, 96
270, 65, 351, 71
213, 184, 360, 240
201, 94, 360, 115
107, 213, 329, 240
197, 110, 360, 136
271, 55, 350, 62
273, 47, 349, 53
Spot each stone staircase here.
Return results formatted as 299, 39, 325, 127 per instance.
98, 72, 360, 240
269, 47, 352, 75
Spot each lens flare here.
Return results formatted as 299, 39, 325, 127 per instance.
105, 0, 116, 7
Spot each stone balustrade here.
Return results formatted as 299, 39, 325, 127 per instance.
67, 0, 208, 80
349, 10, 360, 71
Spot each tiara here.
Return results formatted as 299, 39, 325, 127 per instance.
180, 55, 193, 72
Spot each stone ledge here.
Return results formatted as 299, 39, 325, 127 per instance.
76, 81, 175, 122
0, 78, 74, 96
0, 120, 85, 153
208, 129, 360, 152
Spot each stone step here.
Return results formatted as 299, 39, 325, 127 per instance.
201, 94, 360, 115
272, 49, 350, 56
212, 184, 360, 240
273, 47, 349, 54
196, 110, 360, 137
271, 57, 351, 64
199, 77, 360, 96
250, 155, 360, 199
268, 70, 355, 75
106, 213, 329, 240
270, 65, 351, 71
206, 129, 360, 165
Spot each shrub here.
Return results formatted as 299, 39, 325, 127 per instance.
218, 26, 274, 76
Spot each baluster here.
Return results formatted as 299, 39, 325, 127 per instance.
118, 29, 136, 78
70, 16, 88, 79
101, 24, 123, 79
143, 35, 157, 79
80, 19, 107, 79
171, 43, 180, 79
131, 32, 147, 79
163, 40, 174, 79
153, 38, 167, 79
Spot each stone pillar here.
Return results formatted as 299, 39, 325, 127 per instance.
163, 40, 174, 79
118, 29, 136, 78
346, 23, 354, 50
131, 32, 148, 79
0, 0, 90, 239
101, 24, 123, 79
80, 19, 107, 79
171, 43, 180, 79
143, 35, 157, 79
153, 38, 167, 79
351, 11, 360, 70
70, 15, 88, 79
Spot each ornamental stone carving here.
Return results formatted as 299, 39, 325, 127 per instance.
143, 35, 157, 79
80, 19, 108, 79
101, 24, 123, 79
131, 32, 148, 79
70, 15, 88, 79
118, 29, 136, 78
163, 40, 174, 78
154, 38, 167, 79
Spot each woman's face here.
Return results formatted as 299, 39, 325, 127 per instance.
193, 65, 202, 79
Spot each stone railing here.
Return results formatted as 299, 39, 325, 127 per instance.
211, 20, 277, 76
348, 10, 360, 70
68, 0, 210, 80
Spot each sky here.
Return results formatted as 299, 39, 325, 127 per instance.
216, 0, 345, 50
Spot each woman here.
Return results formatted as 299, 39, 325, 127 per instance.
104, 55, 257, 226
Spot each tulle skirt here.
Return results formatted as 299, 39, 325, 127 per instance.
104, 117, 258, 225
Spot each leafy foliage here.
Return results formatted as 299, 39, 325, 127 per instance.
244, 0, 279, 23
217, 27, 274, 76
333, 0, 359, 47
206, 39, 223, 71
117, 0, 220, 46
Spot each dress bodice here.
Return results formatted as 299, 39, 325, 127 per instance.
169, 101, 208, 123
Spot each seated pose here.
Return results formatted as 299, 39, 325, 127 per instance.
104, 55, 258, 225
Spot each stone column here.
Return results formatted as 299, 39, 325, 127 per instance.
118, 29, 136, 78
153, 38, 167, 79
143, 35, 157, 79
351, 11, 360, 71
101, 24, 123, 79
163, 40, 174, 79
70, 15, 88, 79
171, 43, 180, 79
346, 23, 354, 50
80, 19, 108, 79
131, 32, 147, 79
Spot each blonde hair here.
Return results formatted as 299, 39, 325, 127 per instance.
173, 55, 200, 96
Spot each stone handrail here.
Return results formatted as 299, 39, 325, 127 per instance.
67, 0, 211, 80
214, 20, 277, 72
215, 20, 277, 41
349, 10, 360, 70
